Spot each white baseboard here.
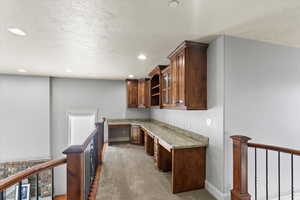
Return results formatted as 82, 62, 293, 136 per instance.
205, 181, 230, 200
205, 180, 300, 200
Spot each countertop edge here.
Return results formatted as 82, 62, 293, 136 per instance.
107, 120, 208, 149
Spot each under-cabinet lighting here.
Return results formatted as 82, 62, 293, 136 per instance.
66, 69, 72, 73
128, 74, 135, 78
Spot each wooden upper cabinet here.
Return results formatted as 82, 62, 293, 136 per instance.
127, 41, 207, 110
148, 65, 167, 107
126, 79, 138, 108
138, 78, 150, 108
168, 41, 208, 110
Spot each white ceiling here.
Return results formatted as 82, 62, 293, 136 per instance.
1, 0, 300, 79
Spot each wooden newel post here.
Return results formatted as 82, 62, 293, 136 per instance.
63, 146, 85, 200
95, 117, 105, 165
231, 135, 251, 200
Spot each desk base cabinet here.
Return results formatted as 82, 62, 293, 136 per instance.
131, 125, 145, 145
157, 143, 172, 172
154, 138, 159, 167
144, 132, 154, 156
172, 147, 206, 193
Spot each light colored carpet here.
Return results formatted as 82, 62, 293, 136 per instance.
96, 143, 216, 200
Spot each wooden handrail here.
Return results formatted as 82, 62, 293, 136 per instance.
0, 158, 66, 191
82, 129, 97, 150
63, 130, 97, 154
64, 118, 106, 154
82, 118, 105, 151
248, 142, 300, 156
231, 135, 300, 200
0, 118, 106, 200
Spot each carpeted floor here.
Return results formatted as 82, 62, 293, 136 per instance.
96, 143, 216, 200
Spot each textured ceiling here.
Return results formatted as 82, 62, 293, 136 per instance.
1, 0, 300, 79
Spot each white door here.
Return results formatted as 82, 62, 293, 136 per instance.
68, 112, 97, 145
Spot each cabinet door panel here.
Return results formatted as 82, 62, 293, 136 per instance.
138, 79, 145, 106
171, 58, 178, 105
127, 80, 138, 107
168, 70, 172, 104
177, 52, 185, 105
144, 80, 150, 107
141, 81, 145, 105
137, 79, 150, 108
138, 80, 142, 105
131, 126, 140, 145
162, 73, 167, 105
162, 67, 172, 106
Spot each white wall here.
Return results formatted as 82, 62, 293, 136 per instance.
224, 36, 300, 199
151, 36, 226, 197
0, 75, 50, 162
50, 78, 149, 194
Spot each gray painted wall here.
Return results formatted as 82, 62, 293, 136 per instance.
151, 36, 226, 195
50, 78, 149, 157
0, 75, 149, 194
50, 78, 149, 194
224, 36, 300, 198
0, 75, 50, 162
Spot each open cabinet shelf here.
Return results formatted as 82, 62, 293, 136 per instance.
148, 65, 167, 107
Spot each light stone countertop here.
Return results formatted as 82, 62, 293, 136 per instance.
107, 119, 209, 149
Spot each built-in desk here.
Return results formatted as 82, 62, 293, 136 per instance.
107, 119, 209, 193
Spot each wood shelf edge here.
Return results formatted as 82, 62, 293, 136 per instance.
151, 84, 160, 89
151, 93, 160, 97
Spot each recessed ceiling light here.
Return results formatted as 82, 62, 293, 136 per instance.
8, 28, 26, 36
66, 69, 72, 73
18, 69, 27, 73
128, 74, 135, 78
137, 54, 147, 60
169, 0, 180, 7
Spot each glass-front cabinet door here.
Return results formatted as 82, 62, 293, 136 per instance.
162, 66, 172, 106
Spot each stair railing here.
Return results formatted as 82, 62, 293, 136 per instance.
0, 118, 105, 200
63, 119, 105, 200
0, 158, 66, 200
231, 135, 300, 200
